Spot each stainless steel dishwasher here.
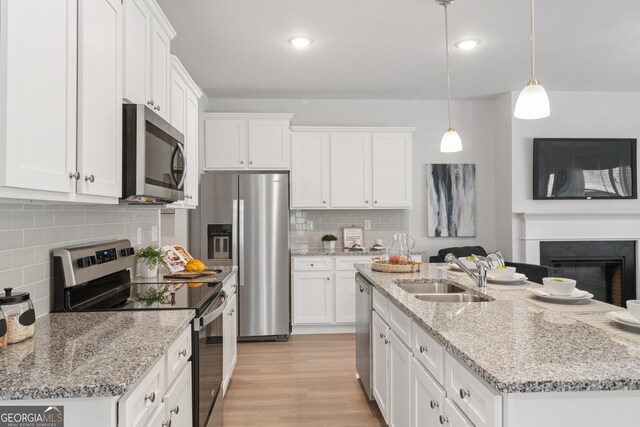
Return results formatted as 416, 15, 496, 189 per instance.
355, 273, 373, 400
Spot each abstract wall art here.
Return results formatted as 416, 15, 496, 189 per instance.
427, 163, 476, 237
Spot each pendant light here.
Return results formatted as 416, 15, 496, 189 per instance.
514, 0, 550, 119
438, 0, 462, 153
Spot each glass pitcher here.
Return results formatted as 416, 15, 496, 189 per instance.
389, 233, 416, 265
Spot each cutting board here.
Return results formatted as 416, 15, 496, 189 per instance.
164, 270, 220, 279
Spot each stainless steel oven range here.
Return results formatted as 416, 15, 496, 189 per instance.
53, 239, 225, 427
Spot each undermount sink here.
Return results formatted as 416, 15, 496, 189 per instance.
414, 293, 492, 303
397, 281, 465, 294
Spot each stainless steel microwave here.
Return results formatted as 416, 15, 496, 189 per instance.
122, 104, 185, 203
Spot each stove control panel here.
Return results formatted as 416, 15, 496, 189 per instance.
95, 248, 118, 265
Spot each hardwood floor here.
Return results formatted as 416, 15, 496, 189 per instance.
223, 334, 386, 427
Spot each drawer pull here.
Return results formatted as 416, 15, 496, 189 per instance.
359, 286, 364, 292
379, 333, 385, 339
459, 388, 471, 399
162, 420, 171, 427
419, 345, 428, 354
310, 263, 314, 267
384, 339, 389, 344
179, 348, 187, 357
170, 405, 180, 415
439, 415, 449, 425
430, 400, 439, 409
144, 392, 156, 403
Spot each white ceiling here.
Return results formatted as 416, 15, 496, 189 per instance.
156, 0, 640, 100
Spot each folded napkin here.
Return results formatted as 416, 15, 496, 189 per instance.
527, 287, 588, 298
608, 311, 640, 326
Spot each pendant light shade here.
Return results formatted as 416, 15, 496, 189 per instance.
440, 129, 463, 153
514, 79, 550, 119
515, 0, 550, 119
437, 0, 462, 153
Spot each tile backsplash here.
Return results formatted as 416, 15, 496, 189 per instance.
290, 209, 409, 249
0, 203, 160, 318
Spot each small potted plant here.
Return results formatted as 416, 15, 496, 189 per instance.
321, 234, 338, 251
136, 246, 168, 278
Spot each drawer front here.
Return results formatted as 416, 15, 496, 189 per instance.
372, 287, 389, 323
167, 326, 192, 388
412, 322, 445, 384
143, 402, 167, 427
445, 353, 502, 427
120, 356, 166, 427
335, 257, 371, 271
442, 398, 474, 427
163, 363, 193, 427
389, 302, 411, 347
293, 257, 333, 271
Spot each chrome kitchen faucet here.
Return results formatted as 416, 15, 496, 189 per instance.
445, 253, 489, 294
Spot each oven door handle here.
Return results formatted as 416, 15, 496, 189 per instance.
196, 291, 227, 331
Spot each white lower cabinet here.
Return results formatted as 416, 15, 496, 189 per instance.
291, 256, 369, 333
223, 290, 238, 394
119, 325, 193, 427
372, 311, 390, 423
412, 357, 445, 427
371, 291, 503, 427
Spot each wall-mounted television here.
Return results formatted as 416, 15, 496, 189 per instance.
533, 138, 637, 200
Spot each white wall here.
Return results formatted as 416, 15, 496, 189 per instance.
205, 98, 498, 258
507, 91, 640, 260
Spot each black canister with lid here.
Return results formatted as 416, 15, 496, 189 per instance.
0, 288, 35, 344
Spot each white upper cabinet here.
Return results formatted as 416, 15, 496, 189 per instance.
122, 0, 150, 105
372, 133, 412, 208
290, 133, 330, 208
204, 113, 293, 171
248, 119, 291, 168
330, 132, 372, 208
123, 0, 175, 118
0, 0, 77, 194
167, 56, 203, 208
291, 127, 415, 210
77, 0, 123, 198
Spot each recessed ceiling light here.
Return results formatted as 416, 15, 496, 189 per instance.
455, 39, 480, 50
288, 37, 313, 49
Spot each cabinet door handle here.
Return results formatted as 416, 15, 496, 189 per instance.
379, 333, 385, 339
359, 286, 364, 292
419, 345, 428, 354
310, 263, 314, 267
154, 105, 161, 111
249, 161, 253, 165
85, 174, 95, 183
179, 349, 187, 357
170, 405, 180, 415
439, 415, 449, 425
322, 200, 326, 204
147, 100, 154, 106
162, 420, 171, 427
374, 200, 378, 204
144, 391, 155, 403
69, 171, 80, 180
384, 339, 389, 344
430, 400, 439, 409
459, 388, 471, 399
240, 161, 244, 165
365, 200, 369, 204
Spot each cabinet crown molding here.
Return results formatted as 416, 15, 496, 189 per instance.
170, 55, 204, 98
144, 0, 177, 39
291, 126, 416, 133
203, 112, 294, 120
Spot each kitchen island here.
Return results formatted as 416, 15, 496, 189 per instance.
356, 262, 640, 427
0, 310, 194, 426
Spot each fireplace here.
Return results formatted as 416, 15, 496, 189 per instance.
540, 241, 636, 307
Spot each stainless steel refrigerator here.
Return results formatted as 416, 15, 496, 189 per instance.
197, 172, 290, 340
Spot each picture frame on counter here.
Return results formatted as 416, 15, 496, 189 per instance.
343, 227, 364, 248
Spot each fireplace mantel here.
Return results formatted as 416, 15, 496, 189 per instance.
515, 212, 640, 267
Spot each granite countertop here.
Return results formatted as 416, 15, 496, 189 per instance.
0, 310, 194, 400
356, 263, 640, 394
291, 248, 425, 257
131, 265, 236, 285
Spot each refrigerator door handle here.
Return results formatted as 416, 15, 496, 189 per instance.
232, 199, 238, 268
239, 199, 245, 286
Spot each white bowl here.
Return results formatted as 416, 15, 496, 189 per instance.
458, 257, 477, 269
489, 266, 516, 278
542, 277, 577, 296
626, 300, 640, 321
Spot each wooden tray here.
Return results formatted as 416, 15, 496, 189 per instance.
164, 270, 220, 279
371, 260, 422, 273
